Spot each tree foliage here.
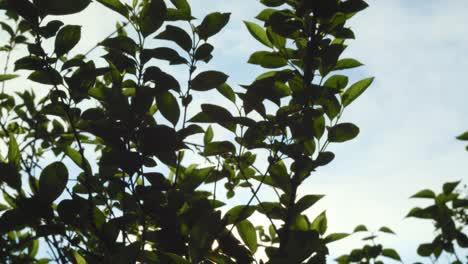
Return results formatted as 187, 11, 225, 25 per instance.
0, 0, 466, 263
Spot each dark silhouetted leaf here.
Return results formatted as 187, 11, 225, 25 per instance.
55, 25, 81, 56
155, 25, 192, 52
191, 71, 229, 91
197, 12, 230, 40
38, 162, 69, 202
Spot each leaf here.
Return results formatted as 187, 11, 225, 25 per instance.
55, 25, 81, 56
4, 0, 38, 23
100, 36, 137, 56
324, 75, 348, 91
310, 211, 327, 235
36, 0, 91, 15
328, 123, 360, 143
248, 51, 287, 68
295, 195, 324, 213
95, 0, 128, 17
315, 151, 335, 166
334, 58, 363, 70
0, 74, 18, 82
139, 0, 167, 37
341, 77, 374, 107
72, 250, 87, 264
269, 161, 290, 193
64, 146, 91, 174
256, 8, 277, 22
204, 125, 213, 144
353, 225, 368, 232
38, 162, 69, 202
197, 12, 231, 40
141, 48, 188, 65
382, 248, 401, 261
189, 104, 236, 132
28, 69, 62, 85
456, 131, 468, 141
8, 134, 20, 170
156, 91, 180, 126
324, 233, 349, 244
216, 83, 236, 103
443, 181, 460, 194
194, 43, 214, 61
204, 141, 235, 156
191, 71, 229, 91
417, 243, 433, 257
244, 21, 272, 48
411, 189, 436, 199
155, 25, 192, 52
378, 226, 396, 235
237, 220, 257, 253
223, 205, 256, 225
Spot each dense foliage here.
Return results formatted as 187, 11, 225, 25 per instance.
0, 0, 466, 263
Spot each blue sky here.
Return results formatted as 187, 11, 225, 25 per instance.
1, 0, 468, 263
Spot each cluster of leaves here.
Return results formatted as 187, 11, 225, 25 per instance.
0, 0, 388, 263
407, 182, 467, 263
335, 226, 402, 264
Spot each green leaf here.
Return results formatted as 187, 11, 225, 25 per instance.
155, 25, 192, 52
341, 77, 374, 107
64, 146, 91, 174
197, 12, 231, 40
0, 74, 18, 82
204, 125, 214, 144
244, 21, 273, 48
334, 58, 363, 70
328, 123, 360, 143
8, 134, 20, 169
378, 226, 396, 235
382, 248, 401, 261
28, 69, 62, 85
223, 205, 256, 225
411, 189, 436, 199
324, 75, 348, 91
295, 195, 324, 213
237, 220, 257, 253
324, 233, 349, 244
256, 9, 277, 22
191, 71, 229, 91
156, 91, 180, 126
72, 250, 87, 264
204, 141, 235, 156
248, 51, 287, 68
456, 131, 468, 141
55, 25, 81, 56
36, 0, 91, 15
139, 0, 167, 37
216, 83, 236, 103
95, 0, 128, 17
353, 225, 368, 232
443, 181, 460, 194
38, 162, 69, 202
310, 211, 327, 235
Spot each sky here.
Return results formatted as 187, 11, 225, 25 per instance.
1, 0, 468, 263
